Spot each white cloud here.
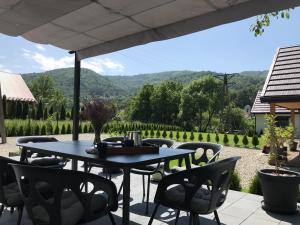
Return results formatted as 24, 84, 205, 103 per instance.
22, 49, 124, 74
36, 44, 46, 51
0, 64, 12, 73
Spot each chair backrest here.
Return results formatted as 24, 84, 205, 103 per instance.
0, 156, 23, 206
11, 164, 118, 225
16, 136, 59, 158
102, 136, 124, 143
142, 138, 174, 148
175, 142, 222, 165
156, 156, 240, 214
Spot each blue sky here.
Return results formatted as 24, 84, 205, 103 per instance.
0, 7, 300, 76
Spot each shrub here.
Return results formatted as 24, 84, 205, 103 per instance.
25, 123, 31, 136
67, 124, 71, 134
79, 124, 83, 133
144, 130, 149, 137
162, 130, 167, 139
10, 126, 16, 137
150, 129, 154, 138
215, 133, 219, 143
61, 124, 66, 134
54, 125, 60, 135
190, 131, 194, 141
223, 133, 229, 145
229, 171, 242, 191
169, 131, 173, 139
176, 131, 180, 140
198, 133, 203, 142
34, 125, 40, 135
89, 124, 93, 132
183, 132, 187, 141
242, 135, 249, 146
207, 133, 211, 142
248, 173, 262, 195
252, 135, 259, 148
18, 126, 24, 136
233, 134, 239, 146
83, 124, 88, 133
155, 130, 161, 138
41, 125, 46, 135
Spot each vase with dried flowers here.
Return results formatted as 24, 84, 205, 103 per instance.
83, 98, 116, 144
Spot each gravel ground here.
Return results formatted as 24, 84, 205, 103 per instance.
0, 134, 276, 189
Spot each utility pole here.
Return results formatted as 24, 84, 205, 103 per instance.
0, 84, 7, 143
213, 73, 238, 131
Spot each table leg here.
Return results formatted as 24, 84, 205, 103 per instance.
20, 148, 27, 162
184, 155, 191, 169
71, 159, 78, 171
123, 167, 130, 225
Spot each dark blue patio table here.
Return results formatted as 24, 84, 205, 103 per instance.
17, 140, 193, 225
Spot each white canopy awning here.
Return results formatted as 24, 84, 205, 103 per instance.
1, 0, 299, 59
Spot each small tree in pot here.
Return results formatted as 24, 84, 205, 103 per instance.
259, 115, 300, 214
83, 98, 116, 144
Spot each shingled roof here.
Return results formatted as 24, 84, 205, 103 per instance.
251, 91, 296, 114
260, 45, 300, 103
0, 71, 36, 102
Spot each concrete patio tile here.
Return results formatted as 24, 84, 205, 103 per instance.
242, 193, 263, 202
250, 207, 284, 223
241, 216, 280, 225
217, 213, 245, 225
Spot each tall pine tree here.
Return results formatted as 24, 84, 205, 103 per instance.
60, 105, 66, 120
36, 101, 43, 120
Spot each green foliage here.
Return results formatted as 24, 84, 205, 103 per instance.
252, 135, 259, 148
41, 125, 46, 135
183, 131, 187, 141
251, 10, 291, 37
43, 107, 48, 120
248, 173, 262, 195
176, 131, 180, 141
2, 95, 7, 118
18, 126, 24, 136
67, 124, 71, 134
215, 133, 219, 143
190, 131, 194, 141
169, 131, 173, 139
25, 122, 31, 136
34, 124, 40, 135
234, 134, 239, 146
150, 129, 154, 138
229, 172, 242, 191
198, 133, 203, 141
54, 125, 60, 134
61, 124, 66, 134
36, 101, 43, 120
162, 130, 167, 139
206, 133, 211, 142
60, 105, 66, 120
242, 135, 249, 146
223, 103, 246, 132
144, 130, 149, 137
223, 133, 229, 145
83, 124, 88, 133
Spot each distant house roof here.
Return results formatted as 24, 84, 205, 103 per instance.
0, 71, 36, 102
260, 45, 300, 103
251, 91, 297, 114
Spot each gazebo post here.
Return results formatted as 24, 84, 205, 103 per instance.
0, 84, 6, 143
71, 51, 81, 170
270, 103, 275, 115
291, 109, 295, 127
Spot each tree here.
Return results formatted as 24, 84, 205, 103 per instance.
162, 130, 167, 139
16, 101, 23, 119
223, 133, 229, 145
18, 126, 24, 136
207, 133, 211, 142
34, 124, 40, 135
49, 106, 54, 115
22, 102, 29, 119
198, 133, 203, 142
243, 135, 249, 146
67, 124, 71, 134
169, 131, 173, 139
234, 134, 239, 146
190, 131, 194, 141
30, 106, 36, 119
54, 125, 60, 134
144, 129, 149, 137
251, 10, 290, 36
61, 124, 66, 134
176, 131, 180, 141
150, 81, 182, 124
60, 105, 66, 120
150, 129, 154, 138
223, 103, 246, 132
215, 133, 220, 143
41, 125, 46, 135
155, 130, 161, 138
183, 131, 187, 142
252, 135, 259, 148
43, 107, 48, 120
36, 101, 43, 120
127, 84, 154, 122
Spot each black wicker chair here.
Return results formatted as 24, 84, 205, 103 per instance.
11, 164, 118, 225
148, 157, 241, 225
16, 136, 67, 169
171, 142, 222, 172
0, 156, 24, 225
131, 138, 175, 214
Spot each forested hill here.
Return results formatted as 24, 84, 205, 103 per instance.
22, 68, 267, 99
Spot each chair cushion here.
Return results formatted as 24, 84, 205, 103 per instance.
32, 191, 108, 225
3, 182, 23, 206
164, 185, 224, 214
29, 157, 65, 168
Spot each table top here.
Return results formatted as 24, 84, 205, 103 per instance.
17, 140, 193, 167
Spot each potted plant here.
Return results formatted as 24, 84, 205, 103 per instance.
259, 115, 300, 214
83, 98, 116, 144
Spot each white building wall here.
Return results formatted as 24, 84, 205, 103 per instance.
255, 114, 300, 137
